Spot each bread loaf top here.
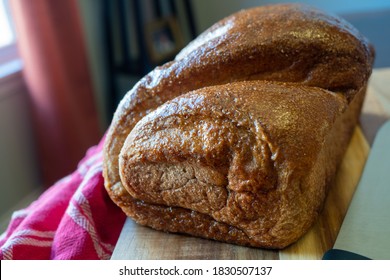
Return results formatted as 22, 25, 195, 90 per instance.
175, 4, 374, 101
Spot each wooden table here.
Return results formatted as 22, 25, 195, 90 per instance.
111, 68, 390, 260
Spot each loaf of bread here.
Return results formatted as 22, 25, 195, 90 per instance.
103, 4, 374, 249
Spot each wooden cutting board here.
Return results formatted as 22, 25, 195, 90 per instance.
111, 126, 369, 260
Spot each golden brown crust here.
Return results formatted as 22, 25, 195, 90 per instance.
103, 3, 374, 248
119, 82, 347, 247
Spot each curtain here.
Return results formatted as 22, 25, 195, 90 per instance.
10, 0, 101, 187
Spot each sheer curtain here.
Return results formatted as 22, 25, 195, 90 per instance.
10, 0, 101, 186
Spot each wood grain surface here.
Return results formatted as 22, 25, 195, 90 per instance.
111, 68, 390, 260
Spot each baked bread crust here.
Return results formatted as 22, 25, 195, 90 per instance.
103, 4, 374, 248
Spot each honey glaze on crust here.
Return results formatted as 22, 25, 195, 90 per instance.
103, 4, 374, 248
119, 82, 347, 248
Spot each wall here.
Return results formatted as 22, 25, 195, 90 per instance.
343, 10, 390, 68
77, 0, 110, 130
191, 0, 390, 33
0, 71, 40, 216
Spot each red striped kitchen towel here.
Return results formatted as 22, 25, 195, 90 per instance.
0, 137, 126, 259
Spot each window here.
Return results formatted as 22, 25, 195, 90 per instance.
0, 0, 14, 48
0, 0, 21, 79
